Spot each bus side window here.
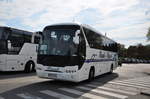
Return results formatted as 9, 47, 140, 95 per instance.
79, 29, 86, 58
8, 31, 24, 54
34, 36, 40, 44
83, 27, 103, 50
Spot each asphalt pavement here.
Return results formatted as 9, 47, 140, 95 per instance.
0, 64, 150, 99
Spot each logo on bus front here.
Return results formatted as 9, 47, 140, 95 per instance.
47, 66, 59, 71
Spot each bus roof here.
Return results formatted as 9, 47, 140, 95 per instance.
0, 26, 33, 36
44, 23, 116, 43
81, 24, 116, 43
46, 22, 80, 26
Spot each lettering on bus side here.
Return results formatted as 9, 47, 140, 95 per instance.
91, 54, 97, 60
107, 52, 112, 59
99, 51, 105, 58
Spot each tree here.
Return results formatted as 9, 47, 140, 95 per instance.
126, 44, 150, 60
146, 27, 150, 41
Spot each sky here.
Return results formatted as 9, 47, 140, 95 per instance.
0, 0, 150, 47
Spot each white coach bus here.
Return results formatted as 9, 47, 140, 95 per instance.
36, 23, 118, 82
0, 27, 39, 72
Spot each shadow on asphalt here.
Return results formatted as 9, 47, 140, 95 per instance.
143, 72, 150, 76
0, 73, 119, 99
0, 71, 36, 80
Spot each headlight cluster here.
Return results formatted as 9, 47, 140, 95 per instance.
66, 70, 77, 73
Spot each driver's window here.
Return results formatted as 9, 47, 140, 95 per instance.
7, 40, 11, 50
73, 30, 80, 44
79, 29, 86, 57
51, 31, 57, 39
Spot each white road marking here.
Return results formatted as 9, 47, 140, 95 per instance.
76, 86, 128, 99
117, 77, 150, 83
125, 82, 150, 87
0, 96, 4, 99
59, 88, 107, 99
40, 90, 74, 99
117, 80, 150, 86
118, 79, 150, 83
17, 93, 42, 99
113, 81, 150, 88
108, 82, 150, 90
86, 84, 137, 95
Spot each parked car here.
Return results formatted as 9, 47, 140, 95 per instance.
118, 58, 122, 66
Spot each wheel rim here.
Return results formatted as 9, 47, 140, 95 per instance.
29, 63, 33, 72
90, 69, 94, 80
110, 66, 113, 72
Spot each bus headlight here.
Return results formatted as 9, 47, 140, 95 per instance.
65, 66, 78, 73
66, 70, 76, 73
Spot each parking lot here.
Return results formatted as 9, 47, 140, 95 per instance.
0, 64, 150, 99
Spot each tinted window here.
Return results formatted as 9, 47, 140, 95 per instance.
24, 34, 31, 43
0, 27, 10, 40
0, 40, 7, 54
34, 36, 40, 44
7, 30, 32, 54
102, 39, 118, 52
39, 29, 78, 56
83, 27, 118, 52
83, 28, 103, 49
0, 28, 3, 40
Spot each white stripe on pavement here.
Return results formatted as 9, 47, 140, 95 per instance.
40, 90, 74, 99
108, 82, 150, 90
0, 96, 4, 99
17, 93, 42, 99
124, 81, 150, 86
118, 79, 150, 83
113, 81, 150, 88
92, 81, 149, 90
59, 88, 107, 99
117, 77, 150, 83
76, 86, 128, 99
117, 80, 150, 86
86, 84, 137, 95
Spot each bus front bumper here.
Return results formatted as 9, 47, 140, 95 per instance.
36, 65, 80, 82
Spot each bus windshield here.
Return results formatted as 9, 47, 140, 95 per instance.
0, 28, 7, 54
39, 29, 79, 56
0, 40, 7, 54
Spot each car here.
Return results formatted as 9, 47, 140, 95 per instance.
136, 59, 140, 63
118, 58, 122, 66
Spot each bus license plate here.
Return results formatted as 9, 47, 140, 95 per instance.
48, 73, 57, 78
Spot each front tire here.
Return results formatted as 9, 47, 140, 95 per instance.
88, 68, 95, 81
109, 65, 113, 74
24, 61, 35, 73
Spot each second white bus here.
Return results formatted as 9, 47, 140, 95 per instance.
36, 23, 118, 82
0, 27, 39, 72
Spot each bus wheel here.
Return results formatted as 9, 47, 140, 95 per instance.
88, 67, 95, 81
24, 61, 35, 73
109, 64, 113, 74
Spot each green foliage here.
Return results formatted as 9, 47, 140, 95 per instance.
118, 44, 150, 59
127, 44, 150, 59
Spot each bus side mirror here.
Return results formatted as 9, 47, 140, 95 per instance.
36, 45, 38, 52
73, 30, 80, 44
